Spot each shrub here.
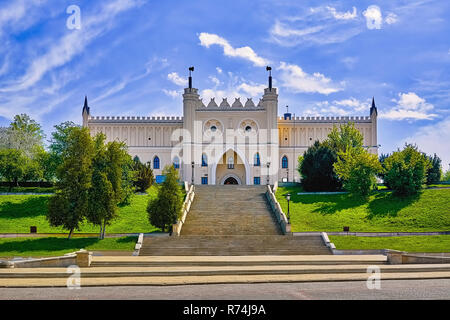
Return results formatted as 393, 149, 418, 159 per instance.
383, 144, 431, 196
334, 148, 382, 197
299, 140, 341, 191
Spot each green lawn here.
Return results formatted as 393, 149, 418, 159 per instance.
329, 235, 450, 252
0, 236, 137, 258
0, 193, 160, 234
0, 186, 55, 193
276, 187, 450, 232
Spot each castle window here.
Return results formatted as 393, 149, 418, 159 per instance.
202, 154, 208, 167
210, 125, 217, 132
173, 157, 180, 169
201, 177, 208, 185
254, 153, 260, 166
153, 156, 160, 169
254, 177, 261, 185
282, 156, 288, 169
227, 156, 234, 169
245, 125, 252, 133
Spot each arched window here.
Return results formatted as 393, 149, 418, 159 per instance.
173, 156, 179, 169
201, 154, 208, 167
254, 153, 260, 166
282, 156, 288, 169
227, 156, 234, 169
153, 156, 160, 169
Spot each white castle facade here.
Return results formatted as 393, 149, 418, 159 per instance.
82, 71, 378, 185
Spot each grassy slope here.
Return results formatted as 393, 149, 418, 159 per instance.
276, 187, 450, 232
329, 235, 450, 252
0, 236, 137, 257
0, 192, 159, 234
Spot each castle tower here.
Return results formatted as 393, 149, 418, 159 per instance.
182, 67, 201, 183
261, 67, 279, 184
82, 96, 90, 127
370, 97, 378, 154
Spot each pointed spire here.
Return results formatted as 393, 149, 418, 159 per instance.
82, 95, 90, 115
370, 96, 377, 116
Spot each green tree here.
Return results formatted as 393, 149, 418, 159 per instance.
299, 140, 342, 191
383, 144, 431, 196
48, 121, 80, 169
425, 153, 442, 185
334, 148, 383, 197
87, 134, 115, 239
2, 114, 45, 158
147, 165, 182, 232
442, 170, 450, 182
0, 149, 28, 190
47, 127, 94, 239
325, 122, 364, 154
133, 158, 155, 192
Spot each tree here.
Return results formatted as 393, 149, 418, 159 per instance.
325, 122, 364, 154
47, 127, 94, 239
299, 140, 341, 191
133, 158, 155, 192
383, 144, 431, 196
3, 114, 45, 158
442, 170, 450, 182
425, 153, 442, 185
0, 149, 28, 190
334, 148, 383, 197
147, 165, 182, 232
48, 121, 80, 169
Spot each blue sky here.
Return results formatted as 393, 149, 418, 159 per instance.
0, 0, 449, 169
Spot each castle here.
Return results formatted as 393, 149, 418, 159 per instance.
82, 69, 378, 185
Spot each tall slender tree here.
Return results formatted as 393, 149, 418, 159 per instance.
47, 127, 94, 239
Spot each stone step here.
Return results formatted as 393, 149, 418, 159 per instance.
7, 264, 450, 279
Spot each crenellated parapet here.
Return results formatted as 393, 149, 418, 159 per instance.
88, 115, 184, 123
278, 115, 372, 123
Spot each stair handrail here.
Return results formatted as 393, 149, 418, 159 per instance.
265, 185, 291, 234
172, 182, 195, 236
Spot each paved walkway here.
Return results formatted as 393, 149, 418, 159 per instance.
1, 279, 449, 299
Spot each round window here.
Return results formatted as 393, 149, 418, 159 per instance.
210, 125, 217, 132
245, 126, 252, 132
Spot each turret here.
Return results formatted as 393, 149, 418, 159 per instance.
370, 97, 378, 117
82, 96, 90, 127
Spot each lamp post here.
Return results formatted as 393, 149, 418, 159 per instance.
286, 193, 291, 224
191, 161, 194, 185
266, 161, 271, 185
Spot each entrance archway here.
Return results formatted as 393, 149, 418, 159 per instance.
210, 147, 250, 185
224, 177, 238, 185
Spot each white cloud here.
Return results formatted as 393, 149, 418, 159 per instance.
0, 0, 142, 93
199, 32, 270, 67
269, 7, 362, 47
381, 92, 437, 120
209, 76, 221, 86
162, 89, 181, 98
167, 72, 187, 86
401, 117, 450, 171
277, 62, 344, 95
216, 67, 223, 74
326, 6, 357, 20
385, 12, 398, 24
237, 83, 266, 97
303, 98, 371, 116
363, 5, 383, 30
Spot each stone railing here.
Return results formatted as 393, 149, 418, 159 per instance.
265, 185, 291, 235
0, 250, 91, 268
171, 182, 195, 236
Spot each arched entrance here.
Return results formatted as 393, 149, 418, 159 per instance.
215, 150, 246, 185
224, 177, 238, 185
220, 174, 242, 185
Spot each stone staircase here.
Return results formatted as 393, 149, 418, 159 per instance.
139, 235, 332, 256
138, 185, 332, 256
180, 185, 281, 236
